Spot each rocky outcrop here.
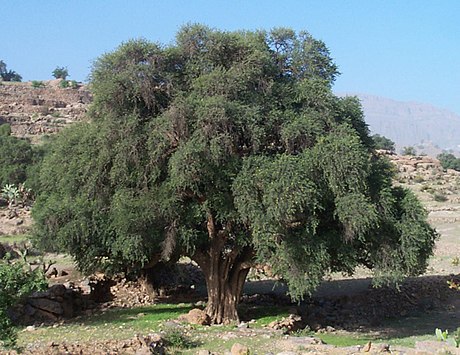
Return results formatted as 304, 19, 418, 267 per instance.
0, 81, 91, 142
9, 283, 87, 325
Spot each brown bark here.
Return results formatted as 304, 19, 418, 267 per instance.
193, 212, 253, 324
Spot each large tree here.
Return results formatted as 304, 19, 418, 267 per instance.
33, 25, 437, 324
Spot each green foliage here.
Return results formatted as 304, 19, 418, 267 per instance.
402, 146, 416, 156
372, 134, 395, 152
435, 328, 460, 347
0, 60, 22, 82
59, 80, 69, 88
52, 66, 68, 80
33, 25, 437, 309
437, 152, 460, 172
0, 127, 45, 191
0, 258, 48, 347
2, 184, 19, 208
163, 327, 195, 350
31, 80, 45, 88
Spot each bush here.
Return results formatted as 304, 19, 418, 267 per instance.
372, 134, 395, 152
31, 80, 45, 88
402, 146, 416, 156
52, 67, 68, 80
437, 152, 460, 172
0, 258, 48, 347
0, 125, 45, 189
59, 80, 69, 88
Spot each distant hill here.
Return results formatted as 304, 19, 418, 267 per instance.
338, 93, 460, 155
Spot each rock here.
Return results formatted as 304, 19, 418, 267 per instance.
231, 343, 249, 355
48, 284, 67, 297
178, 308, 210, 325
28, 298, 63, 315
237, 321, 249, 329
376, 343, 390, 352
267, 314, 304, 332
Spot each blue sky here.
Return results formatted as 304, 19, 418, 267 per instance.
2, 0, 459, 114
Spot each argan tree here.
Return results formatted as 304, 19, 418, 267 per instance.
33, 25, 437, 324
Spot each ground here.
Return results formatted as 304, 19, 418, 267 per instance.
1, 154, 460, 354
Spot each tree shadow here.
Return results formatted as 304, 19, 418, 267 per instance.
242, 274, 460, 338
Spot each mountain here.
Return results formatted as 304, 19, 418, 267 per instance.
339, 93, 460, 154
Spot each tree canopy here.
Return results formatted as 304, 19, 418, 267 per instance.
372, 134, 395, 152
437, 152, 460, 171
33, 25, 438, 324
0, 124, 43, 189
0, 60, 22, 82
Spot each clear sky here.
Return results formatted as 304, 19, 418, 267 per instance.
2, 0, 459, 114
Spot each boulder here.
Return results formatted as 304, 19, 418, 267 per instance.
28, 298, 63, 315
178, 308, 210, 325
231, 343, 249, 355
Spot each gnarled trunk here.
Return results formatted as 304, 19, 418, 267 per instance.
194, 212, 253, 324
203, 261, 250, 324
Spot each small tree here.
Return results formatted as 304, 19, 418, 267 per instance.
52, 66, 69, 80
437, 152, 460, 171
402, 146, 416, 156
34, 25, 438, 324
372, 134, 395, 152
0, 60, 22, 82
0, 124, 45, 190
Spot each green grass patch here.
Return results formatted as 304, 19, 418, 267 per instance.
17, 303, 195, 346
0, 234, 30, 245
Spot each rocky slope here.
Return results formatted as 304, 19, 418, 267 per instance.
0, 81, 91, 142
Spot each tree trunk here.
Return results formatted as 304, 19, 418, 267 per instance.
194, 212, 253, 324
203, 263, 250, 324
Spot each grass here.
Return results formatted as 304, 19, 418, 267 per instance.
14, 300, 446, 354
18, 303, 195, 345
0, 234, 30, 245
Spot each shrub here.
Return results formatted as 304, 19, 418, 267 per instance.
372, 134, 395, 152
0, 126, 46, 189
402, 146, 416, 156
52, 66, 68, 80
31, 80, 44, 88
433, 193, 448, 202
0, 258, 48, 347
59, 80, 69, 88
437, 152, 460, 172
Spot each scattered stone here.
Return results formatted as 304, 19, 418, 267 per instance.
178, 308, 210, 325
237, 321, 249, 329
267, 314, 304, 332
231, 342, 249, 355
376, 343, 390, 352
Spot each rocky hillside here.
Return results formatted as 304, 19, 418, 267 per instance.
0, 81, 92, 142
